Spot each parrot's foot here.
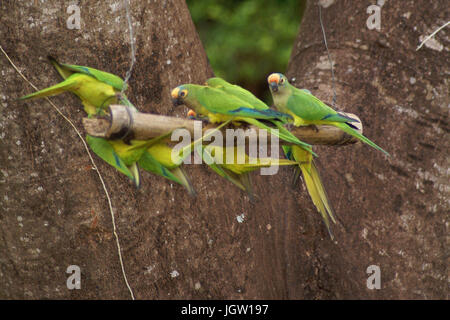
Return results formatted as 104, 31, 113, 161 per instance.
195, 116, 210, 124
286, 123, 294, 132
308, 124, 320, 133
190, 117, 210, 126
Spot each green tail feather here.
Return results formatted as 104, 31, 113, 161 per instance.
129, 162, 141, 188
138, 151, 195, 196
301, 166, 335, 240
171, 166, 196, 197
335, 122, 390, 156
19, 79, 75, 100
237, 171, 254, 201
310, 161, 336, 224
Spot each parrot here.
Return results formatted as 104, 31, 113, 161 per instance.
84, 132, 196, 195
205, 77, 268, 110
198, 144, 298, 199
267, 73, 389, 156
204, 79, 335, 225
138, 142, 196, 196
19, 56, 144, 186
170, 83, 314, 154
20, 57, 195, 193
204, 77, 313, 153
20, 56, 127, 116
283, 144, 336, 239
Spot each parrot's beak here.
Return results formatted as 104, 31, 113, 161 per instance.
172, 97, 184, 107
269, 82, 279, 92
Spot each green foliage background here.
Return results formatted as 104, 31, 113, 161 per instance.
187, 0, 306, 102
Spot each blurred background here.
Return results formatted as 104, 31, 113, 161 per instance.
187, 0, 306, 103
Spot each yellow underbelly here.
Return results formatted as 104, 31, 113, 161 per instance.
147, 143, 176, 168
207, 112, 234, 123
71, 75, 118, 109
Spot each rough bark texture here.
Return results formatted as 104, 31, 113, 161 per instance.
284, 0, 448, 299
0, 0, 448, 300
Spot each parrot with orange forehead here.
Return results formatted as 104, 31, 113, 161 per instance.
20, 56, 128, 116
202, 77, 336, 234
267, 72, 389, 156
170, 83, 314, 153
268, 72, 389, 238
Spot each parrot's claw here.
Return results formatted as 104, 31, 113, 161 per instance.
286, 123, 294, 132
188, 115, 209, 122
308, 124, 320, 133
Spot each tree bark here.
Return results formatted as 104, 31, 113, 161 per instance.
0, 0, 447, 300
283, 0, 448, 299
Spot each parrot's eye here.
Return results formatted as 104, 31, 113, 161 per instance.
180, 90, 187, 97
279, 78, 285, 84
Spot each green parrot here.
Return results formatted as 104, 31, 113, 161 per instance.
283, 144, 336, 239
198, 144, 297, 199
205, 77, 313, 152
80, 132, 196, 194
86, 136, 142, 187
205, 77, 268, 110
85, 132, 165, 189
20, 56, 126, 116
171, 83, 314, 154
267, 73, 389, 156
139, 142, 196, 196
20, 57, 195, 192
19, 56, 144, 186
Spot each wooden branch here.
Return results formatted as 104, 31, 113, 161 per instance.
82, 105, 363, 146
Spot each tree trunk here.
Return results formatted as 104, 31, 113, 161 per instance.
1, 0, 447, 300
284, 0, 448, 299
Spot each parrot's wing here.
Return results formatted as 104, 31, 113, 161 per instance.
288, 90, 355, 123
137, 151, 184, 185
86, 135, 137, 184
228, 107, 293, 121
196, 87, 284, 120
52, 61, 125, 91
205, 77, 228, 88
206, 78, 269, 111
